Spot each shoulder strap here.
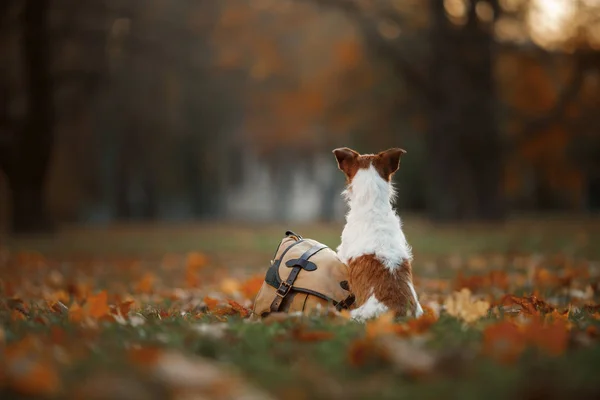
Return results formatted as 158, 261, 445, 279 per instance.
269, 243, 327, 313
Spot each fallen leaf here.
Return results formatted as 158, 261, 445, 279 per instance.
347, 338, 380, 367
482, 321, 526, 364
203, 296, 219, 311
444, 288, 490, 323
365, 311, 399, 338
291, 327, 335, 342
6, 357, 61, 396
185, 252, 209, 271
220, 278, 240, 296
136, 273, 155, 294
128, 347, 163, 366
228, 300, 250, 318
87, 291, 110, 319
240, 275, 264, 299
10, 309, 27, 321
69, 302, 84, 323
116, 299, 136, 317
523, 318, 569, 356
498, 294, 555, 315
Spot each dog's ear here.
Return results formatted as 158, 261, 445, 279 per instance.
332, 147, 360, 177
378, 148, 406, 178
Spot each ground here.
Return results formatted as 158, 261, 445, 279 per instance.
1, 215, 600, 399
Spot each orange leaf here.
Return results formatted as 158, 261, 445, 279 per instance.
117, 299, 135, 316
347, 338, 380, 367
204, 296, 219, 311
405, 307, 438, 335
87, 291, 110, 319
211, 305, 238, 317
240, 275, 264, 299
365, 312, 399, 338
291, 327, 335, 342
228, 300, 250, 318
48, 301, 69, 314
10, 309, 26, 321
68, 282, 92, 303
482, 321, 527, 365
185, 269, 201, 288
68, 302, 84, 323
498, 294, 554, 315
50, 326, 66, 345
128, 347, 163, 366
186, 252, 208, 271
523, 318, 569, 356
136, 273, 155, 294
48, 290, 70, 305
7, 358, 61, 395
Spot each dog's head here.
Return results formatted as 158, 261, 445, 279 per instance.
332, 147, 406, 185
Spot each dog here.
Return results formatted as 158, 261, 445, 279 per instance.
332, 147, 424, 322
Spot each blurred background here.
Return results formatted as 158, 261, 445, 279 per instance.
1, 0, 600, 235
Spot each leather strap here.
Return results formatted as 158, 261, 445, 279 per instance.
335, 293, 356, 311
269, 244, 327, 312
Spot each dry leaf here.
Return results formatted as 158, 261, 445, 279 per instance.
523, 318, 569, 356
220, 278, 240, 296
185, 252, 208, 271
347, 338, 380, 367
203, 296, 220, 311
6, 357, 61, 395
227, 300, 250, 318
128, 346, 163, 366
498, 294, 555, 315
444, 288, 490, 323
365, 311, 398, 338
69, 303, 84, 323
136, 273, 155, 294
240, 275, 264, 299
291, 326, 335, 342
87, 291, 110, 319
482, 321, 526, 364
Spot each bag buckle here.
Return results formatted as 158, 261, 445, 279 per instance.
276, 281, 292, 297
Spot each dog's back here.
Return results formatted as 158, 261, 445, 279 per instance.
332, 147, 424, 321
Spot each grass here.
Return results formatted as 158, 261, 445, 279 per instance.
1, 216, 600, 399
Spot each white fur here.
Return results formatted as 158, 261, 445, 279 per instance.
338, 162, 424, 319
408, 282, 424, 318
350, 294, 389, 322
337, 164, 412, 270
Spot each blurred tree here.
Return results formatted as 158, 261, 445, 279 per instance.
309, 0, 600, 221
0, 0, 55, 233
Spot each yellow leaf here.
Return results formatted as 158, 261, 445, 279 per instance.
444, 288, 490, 323
220, 278, 240, 296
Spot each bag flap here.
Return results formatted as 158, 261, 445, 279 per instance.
275, 238, 351, 303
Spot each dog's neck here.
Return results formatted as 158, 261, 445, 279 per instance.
337, 165, 412, 270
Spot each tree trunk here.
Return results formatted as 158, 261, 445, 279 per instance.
6, 0, 55, 234
425, 0, 505, 222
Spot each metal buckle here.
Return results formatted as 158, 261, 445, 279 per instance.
276, 281, 291, 297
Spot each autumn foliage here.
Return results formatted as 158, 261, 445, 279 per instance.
1, 223, 600, 399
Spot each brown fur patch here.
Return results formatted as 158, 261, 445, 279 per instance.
347, 254, 418, 317
332, 147, 406, 184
